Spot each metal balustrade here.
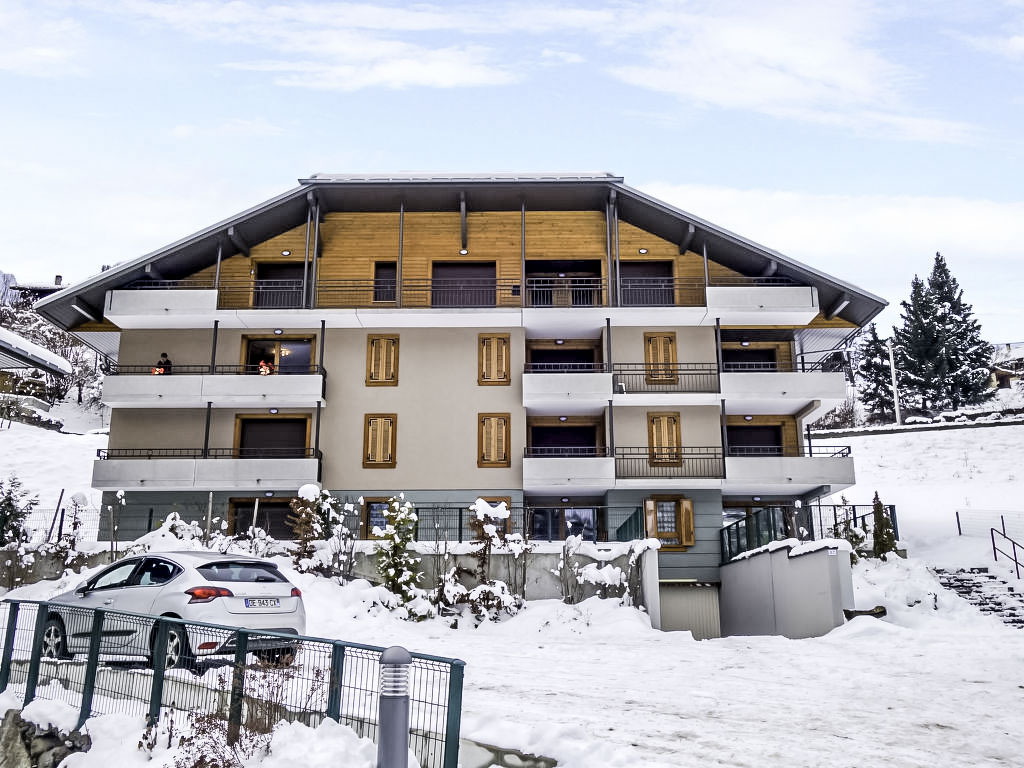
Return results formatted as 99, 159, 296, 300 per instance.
523, 446, 612, 458
726, 445, 852, 457
612, 363, 719, 393
97, 448, 322, 460
104, 364, 326, 376
613, 446, 725, 479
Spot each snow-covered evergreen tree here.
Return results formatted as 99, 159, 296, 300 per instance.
856, 323, 897, 423
373, 496, 424, 607
925, 252, 994, 410
892, 275, 943, 413
871, 491, 897, 560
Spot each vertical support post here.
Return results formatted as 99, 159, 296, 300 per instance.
1001, 514, 1007, 536
325, 643, 346, 721
459, 192, 467, 251
714, 318, 723, 391
148, 619, 169, 727
442, 660, 465, 768
703, 243, 710, 287
315, 401, 322, 457
310, 200, 322, 309
955, 510, 961, 536
886, 339, 902, 425
203, 402, 212, 459
520, 200, 527, 307
23, 604, 50, 705
610, 191, 620, 307
604, 198, 614, 307
396, 202, 404, 308
377, 646, 412, 768
319, 320, 326, 374
78, 609, 105, 729
605, 317, 612, 373
458, 506, 463, 543
210, 320, 219, 373
607, 399, 615, 455
226, 631, 249, 746
250, 498, 260, 534
214, 242, 223, 289
720, 398, 729, 478
302, 193, 313, 308
204, 492, 214, 543
0, 601, 20, 693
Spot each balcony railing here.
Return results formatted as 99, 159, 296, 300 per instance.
523, 362, 606, 373
721, 354, 846, 374
104, 363, 326, 376
619, 277, 705, 307
523, 446, 612, 458
708, 276, 798, 286
97, 448, 321, 460
614, 446, 725, 479
726, 445, 852, 457
612, 363, 719, 393
401, 505, 645, 544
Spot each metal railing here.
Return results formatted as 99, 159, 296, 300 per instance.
726, 445, 852, 457
523, 446, 611, 458
523, 362, 606, 373
991, 529, 1022, 580
708, 276, 798, 286
523, 277, 605, 307
0, 599, 464, 768
619, 277, 705, 307
955, 509, 1024, 541
614, 446, 725, 479
721, 503, 899, 561
721, 354, 847, 374
105, 364, 326, 376
407, 505, 645, 544
612, 363, 719, 393
97, 448, 322, 460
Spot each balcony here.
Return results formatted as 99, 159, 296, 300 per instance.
613, 446, 725, 489
92, 448, 321, 491
723, 445, 855, 495
611, 363, 720, 407
706, 276, 818, 325
101, 364, 326, 408
521, 363, 612, 411
720, 362, 846, 416
521, 446, 615, 494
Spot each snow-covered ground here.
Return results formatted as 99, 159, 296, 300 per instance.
0, 420, 106, 509
3, 413, 1024, 766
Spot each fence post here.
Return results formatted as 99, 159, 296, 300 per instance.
1002, 515, 1007, 536
0, 601, 20, 693
78, 609, 105, 729
148, 619, 170, 727
955, 510, 961, 536
325, 643, 346, 721
377, 646, 412, 768
442, 659, 465, 768
992, 528, 998, 563
891, 505, 900, 541
458, 507, 464, 543
226, 631, 249, 746
23, 603, 50, 706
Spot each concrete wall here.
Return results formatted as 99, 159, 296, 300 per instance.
659, 583, 721, 639
609, 325, 717, 364
719, 543, 853, 639
614, 405, 722, 448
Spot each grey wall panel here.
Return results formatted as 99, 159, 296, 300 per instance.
659, 583, 721, 639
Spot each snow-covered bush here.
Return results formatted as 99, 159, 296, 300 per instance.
871, 491, 898, 560
373, 496, 432, 619
287, 485, 359, 578
466, 580, 519, 624
0, 473, 37, 546
553, 535, 585, 604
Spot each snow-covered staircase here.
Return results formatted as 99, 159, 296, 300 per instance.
934, 567, 1024, 629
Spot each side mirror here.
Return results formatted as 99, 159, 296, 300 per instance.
74, 583, 89, 595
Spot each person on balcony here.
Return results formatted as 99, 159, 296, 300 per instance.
258, 359, 275, 375
152, 353, 173, 375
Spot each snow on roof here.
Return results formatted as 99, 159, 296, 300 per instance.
991, 342, 1024, 365
0, 326, 73, 375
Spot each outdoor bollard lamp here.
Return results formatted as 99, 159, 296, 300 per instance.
377, 645, 413, 768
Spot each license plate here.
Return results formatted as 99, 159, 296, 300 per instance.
244, 598, 280, 608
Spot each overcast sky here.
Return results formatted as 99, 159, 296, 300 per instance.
2, 0, 1022, 341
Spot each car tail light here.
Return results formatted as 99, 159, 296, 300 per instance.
186, 586, 234, 603
290, 587, 302, 598
197, 641, 219, 651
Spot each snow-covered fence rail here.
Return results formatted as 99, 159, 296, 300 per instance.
955, 509, 1024, 541
0, 599, 465, 768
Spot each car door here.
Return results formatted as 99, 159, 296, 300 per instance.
63, 559, 142, 652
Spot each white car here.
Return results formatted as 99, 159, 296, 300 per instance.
41, 551, 306, 669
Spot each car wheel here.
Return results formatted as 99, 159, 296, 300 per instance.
41, 617, 72, 660
152, 623, 194, 671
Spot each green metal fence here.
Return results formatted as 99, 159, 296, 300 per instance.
0, 599, 464, 768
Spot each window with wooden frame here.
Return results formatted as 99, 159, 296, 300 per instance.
478, 413, 511, 468
644, 496, 695, 548
243, 336, 315, 375
644, 332, 677, 383
647, 411, 682, 465
366, 335, 399, 386
363, 414, 397, 468
479, 333, 510, 385
362, 497, 391, 537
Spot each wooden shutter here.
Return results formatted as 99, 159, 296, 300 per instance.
644, 499, 657, 538
479, 413, 510, 467
648, 412, 681, 464
644, 332, 677, 383
364, 415, 396, 467
366, 336, 398, 385
680, 498, 695, 546
479, 334, 510, 385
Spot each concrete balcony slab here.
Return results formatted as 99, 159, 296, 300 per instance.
522, 456, 615, 494
723, 456, 855, 496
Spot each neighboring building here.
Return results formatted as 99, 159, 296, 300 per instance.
35, 173, 886, 634
11, 275, 65, 303
990, 343, 1024, 390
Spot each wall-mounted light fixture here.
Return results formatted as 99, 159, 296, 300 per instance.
740, 340, 750, 347
558, 416, 568, 422
752, 496, 762, 502
560, 497, 570, 503
264, 491, 275, 497
743, 415, 753, 421
555, 339, 565, 345
273, 328, 283, 335
269, 408, 279, 414
281, 250, 291, 256
459, 249, 468, 255
638, 248, 648, 254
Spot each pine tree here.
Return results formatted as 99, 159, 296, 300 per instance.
856, 323, 897, 423
871, 491, 897, 560
892, 275, 943, 413
0, 474, 38, 546
373, 496, 424, 607
925, 253, 994, 410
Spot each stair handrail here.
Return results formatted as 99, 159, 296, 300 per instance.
991, 527, 1023, 580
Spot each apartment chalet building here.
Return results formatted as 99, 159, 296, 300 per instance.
35, 173, 885, 634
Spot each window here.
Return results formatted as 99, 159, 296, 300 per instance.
644, 332, 677, 383
87, 560, 140, 591
647, 412, 681, 464
366, 335, 399, 386
479, 333, 510, 385
363, 498, 391, 536
374, 262, 397, 302
364, 414, 397, 468
244, 337, 315, 375
135, 558, 180, 586
478, 413, 511, 467
236, 416, 309, 458
644, 497, 695, 548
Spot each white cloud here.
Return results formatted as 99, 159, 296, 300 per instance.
643, 181, 1024, 339
170, 118, 285, 139
541, 49, 585, 65
0, 2, 86, 77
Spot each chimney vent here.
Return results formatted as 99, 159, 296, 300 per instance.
54, 275, 62, 286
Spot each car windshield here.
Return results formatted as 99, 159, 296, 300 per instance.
196, 561, 287, 583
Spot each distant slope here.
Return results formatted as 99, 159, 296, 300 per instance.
0, 421, 107, 509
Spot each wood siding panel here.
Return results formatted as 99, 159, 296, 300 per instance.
721, 340, 794, 370
525, 211, 606, 261
726, 415, 800, 456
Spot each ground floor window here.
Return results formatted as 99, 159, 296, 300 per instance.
228, 499, 293, 539
644, 496, 695, 548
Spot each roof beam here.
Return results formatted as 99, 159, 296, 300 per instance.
679, 222, 696, 254
760, 259, 778, 277
227, 226, 249, 258
71, 298, 101, 323
826, 292, 851, 320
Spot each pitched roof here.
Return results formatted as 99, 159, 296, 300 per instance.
35, 173, 886, 330
0, 327, 73, 376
